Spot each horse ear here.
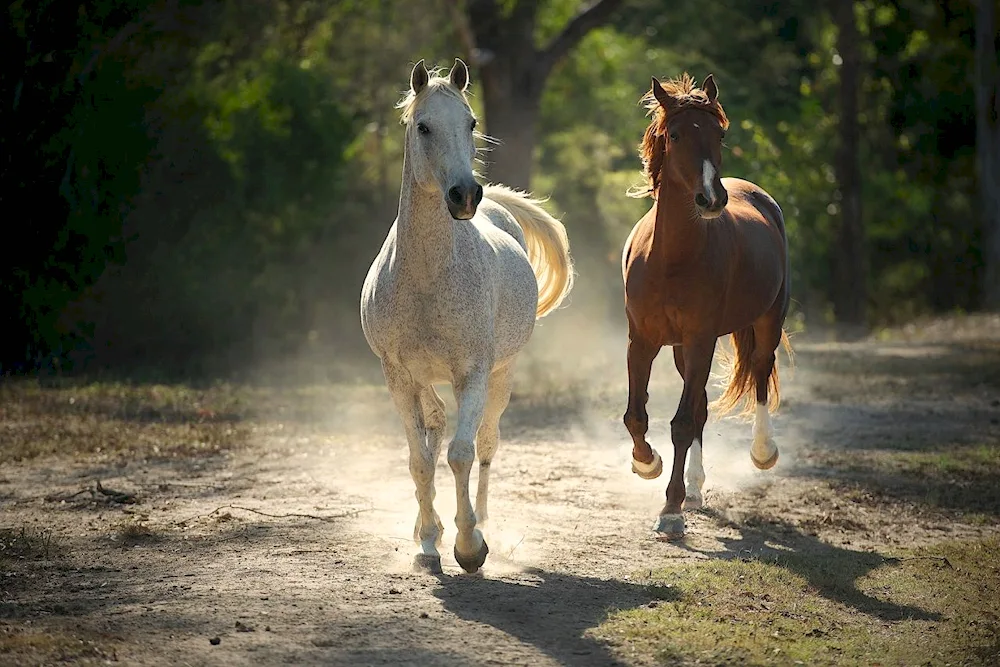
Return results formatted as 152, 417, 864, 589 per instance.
651, 77, 674, 110
702, 74, 719, 103
410, 59, 430, 95
449, 58, 470, 92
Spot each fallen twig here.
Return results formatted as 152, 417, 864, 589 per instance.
506, 536, 525, 560
44, 480, 138, 505
175, 504, 373, 527
95, 480, 138, 504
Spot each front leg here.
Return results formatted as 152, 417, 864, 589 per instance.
449, 367, 491, 573
382, 362, 443, 573
624, 336, 662, 479
656, 336, 716, 539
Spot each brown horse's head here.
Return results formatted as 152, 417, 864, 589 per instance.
638, 73, 731, 218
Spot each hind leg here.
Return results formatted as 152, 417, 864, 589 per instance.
412, 387, 446, 553
474, 365, 513, 537
674, 347, 708, 510
749, 310, 784, 470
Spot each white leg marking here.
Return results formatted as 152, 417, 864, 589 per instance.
631, 448, 663, 479
751, 401, 777, 464
702, 159, 716, 203
684, 438, 706, 509
450, 374, 488, 561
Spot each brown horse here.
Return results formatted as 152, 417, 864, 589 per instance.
622, 73, 792, 539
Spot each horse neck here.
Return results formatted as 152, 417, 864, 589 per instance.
651, 174, 707, 263
395, 152, 454, 287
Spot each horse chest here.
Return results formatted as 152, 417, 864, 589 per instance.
627, 275, 705, 346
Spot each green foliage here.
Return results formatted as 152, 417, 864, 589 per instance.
2, 0, 990, 375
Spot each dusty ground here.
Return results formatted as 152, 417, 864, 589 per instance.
1, 314, 999, 666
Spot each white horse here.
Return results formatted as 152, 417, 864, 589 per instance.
360, 59, 574, 574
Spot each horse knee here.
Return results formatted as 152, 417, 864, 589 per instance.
448, 439, 475, 473
670, 415, 696, 446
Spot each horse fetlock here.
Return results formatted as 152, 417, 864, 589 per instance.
623, 409, 648, 436
414, 511, 444, 546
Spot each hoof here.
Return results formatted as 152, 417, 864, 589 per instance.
683, 493, 703, 511
454, 541, 489, 574
632, 449, 663, 480
412, 553, 443, 575
750, 447, 779, 470
654, 513, 686, 541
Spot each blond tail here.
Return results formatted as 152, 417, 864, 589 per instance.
483, 184, 575, 318
710, 327, 794, 419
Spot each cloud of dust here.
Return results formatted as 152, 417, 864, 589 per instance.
248, 258, 808, 573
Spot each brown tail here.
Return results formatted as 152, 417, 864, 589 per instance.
710, 328, 794, 419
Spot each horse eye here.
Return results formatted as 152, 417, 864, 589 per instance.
669, 131, 679, 142
417, 122, 430, 135
470, 118, 477, 131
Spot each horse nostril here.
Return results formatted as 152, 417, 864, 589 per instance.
694, 193, 709, 207
448, 186, 463, 205
719, 192, 729, 208
474, 184, 483, 205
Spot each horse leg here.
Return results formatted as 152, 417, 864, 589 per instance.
625, 335, 663, 479
383, 362, 442, 574
474, 364, 513, 537
412, 386, 446, 549
656, 336, 716, 538
673, 346, 708, 510
750, 310, 784, 470
449, 367, 490, 573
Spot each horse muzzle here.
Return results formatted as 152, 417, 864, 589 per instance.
447, 182, 484, 220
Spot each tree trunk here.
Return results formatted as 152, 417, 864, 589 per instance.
831, 0, 866, 326
457, 0, 624, 191
976, 0, 1000, 309
478, 63, 543, 190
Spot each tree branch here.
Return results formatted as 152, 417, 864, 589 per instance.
538, 0, 625, 77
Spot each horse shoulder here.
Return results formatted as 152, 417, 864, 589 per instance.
476, 198, 527, 251
723, 178, 784, 229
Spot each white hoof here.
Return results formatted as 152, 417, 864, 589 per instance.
632, 449, 663, 480
683, 492, 703, 511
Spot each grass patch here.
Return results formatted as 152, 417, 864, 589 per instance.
0, 527, 59, 563
593, 538, 1000, 666
112, 518, 159, 547
0, 625, 118, 666
817, 442, 1000, 520
0, 379, 399, 464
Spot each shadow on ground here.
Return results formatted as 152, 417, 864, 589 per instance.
681, 510, 943, 623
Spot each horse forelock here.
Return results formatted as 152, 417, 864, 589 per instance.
635, 73, 730, 198
396, 72, 471, 125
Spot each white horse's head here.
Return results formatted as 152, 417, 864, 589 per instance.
399, 58, 483, 220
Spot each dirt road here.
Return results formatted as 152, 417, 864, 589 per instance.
2, 315, 999, 666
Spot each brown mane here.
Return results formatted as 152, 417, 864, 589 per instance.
634, 73, 730, 199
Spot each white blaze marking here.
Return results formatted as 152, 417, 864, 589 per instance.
702, 159, 716, 203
